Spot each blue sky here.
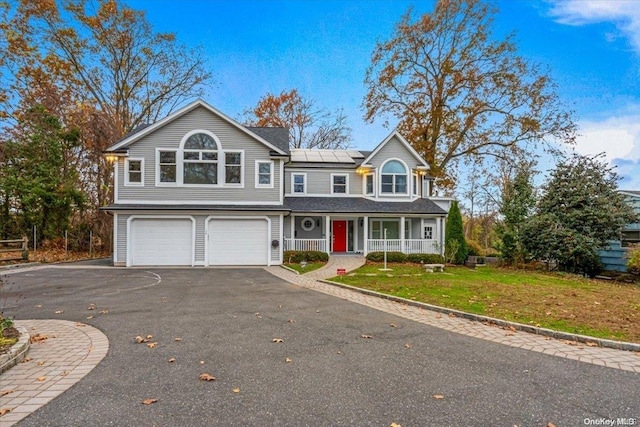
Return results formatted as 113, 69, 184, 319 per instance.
126, 0, 640, 190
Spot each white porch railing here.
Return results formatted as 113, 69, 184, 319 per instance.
284, 238, 327, 252
367, 239, 439, 254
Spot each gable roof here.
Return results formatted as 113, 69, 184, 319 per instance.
362, 130, 429, 168
246, 127, 290, 154
105, 99, 288, 155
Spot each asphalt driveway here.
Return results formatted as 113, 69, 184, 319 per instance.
2, 265, 639, 426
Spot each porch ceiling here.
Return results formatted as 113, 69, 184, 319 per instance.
284, 197, 446, 215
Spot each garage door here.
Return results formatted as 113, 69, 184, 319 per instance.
208, 219, 269, 265
130, 218, 193, 266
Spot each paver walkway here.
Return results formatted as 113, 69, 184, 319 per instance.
267, 257, 640, 374
0, 320, 109, 426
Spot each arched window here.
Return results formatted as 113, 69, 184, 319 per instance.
182, 132, 218, 184
381, 160, 407, 194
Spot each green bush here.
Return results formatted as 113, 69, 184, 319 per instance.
627, 245, 640, 275
365, 251, 407, 263
445, 201, 468, 264
406, 253, 445, 264
284, 250, 329, 263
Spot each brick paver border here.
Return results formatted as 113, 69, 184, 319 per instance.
0, 320, 109, 426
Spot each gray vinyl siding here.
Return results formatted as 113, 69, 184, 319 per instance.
286, 169, 361, 195
368, 135, 424, 170
269, 215, 280, 262
293, 216, 324, 239
116, 214, 129, 265
411, 219, 422, 239
117, 106, 281, 203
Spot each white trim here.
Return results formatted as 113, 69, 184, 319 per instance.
204, 216, 272, 266
223, 150, 244, 188
331, 173, 349, 195
124, 158, 145, 187
155, 148, 178, 187
126, 215, 196, 267
278, 214, 284, 264
361, 130, 429, 168
255, 160, 274, 189
114, 160, 119, 202
379, 158, 410, 196
364, 173, 375, 197
112, 199, 283, 206
292, 172, 307, 194
179, 129, 221, 150
300, 217, 315, 232
113, 213, 118, 264
279, 160, 284, 205
107, 99, 287, 155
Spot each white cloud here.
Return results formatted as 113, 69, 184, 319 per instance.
571, 112, 640, 190
548, 0, 640, 53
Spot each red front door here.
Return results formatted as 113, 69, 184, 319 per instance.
332, 220, 347, 252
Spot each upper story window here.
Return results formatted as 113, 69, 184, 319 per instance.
125, 158, 144, 186
381, 160, 408, 194
332, 174, 348, 194
156, 130, 243, 187
293, 173, 306, 193
412, 174, 418, 196
365, 174, 374, 195
256, 161, 273, 188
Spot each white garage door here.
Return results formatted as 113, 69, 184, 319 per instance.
130, 218, 193, 266
208, 219, 269, 265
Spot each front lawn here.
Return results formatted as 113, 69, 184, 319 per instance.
330, 264, 640, 343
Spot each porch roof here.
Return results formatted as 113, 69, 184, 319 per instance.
284, 197, 447, 215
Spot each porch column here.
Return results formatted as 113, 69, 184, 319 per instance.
440, 217, 446, 256
290, 215, 295, 250
400, 216, 406, 254
325, 215, 331, 254
363, 216, 369, 255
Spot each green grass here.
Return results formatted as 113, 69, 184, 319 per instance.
285, 262, 326, 274
331, 264, 640, 343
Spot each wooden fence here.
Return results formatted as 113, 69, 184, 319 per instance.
0, 237, 29, 261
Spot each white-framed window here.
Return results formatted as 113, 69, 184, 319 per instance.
292, 173, 306, 194
365, 174, 374, 195
424, 225, 433, 240
381, 159, 408, 194
370, 219, 400, 239
158, 150, 177, 184
255, 160, 273, 188
412, 174, 418, 196
224, 151, 243, 185
125, 158, 144, 186
332, 174, 348, 194
155, 130, 244, 187
301, 217, 315, 231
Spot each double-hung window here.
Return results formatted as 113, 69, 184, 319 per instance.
332, 174, 348, 194
381, 160, 408, 194
225, 152, 242, 184
256, 161, 273, 188
292, 173, 306, 194
125, 159, 144, 186
159, 151, 177, 183
365, 174, 374, 195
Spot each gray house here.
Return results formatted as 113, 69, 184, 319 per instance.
103, 100, 452, 267
598, 190, 640, 271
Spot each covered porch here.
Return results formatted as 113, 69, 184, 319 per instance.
283, 214, 445, 256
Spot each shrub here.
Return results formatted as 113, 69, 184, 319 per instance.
628, 245, 640, 275
406, 253, 445, 264
284, 251, 329, 263
445, 201, 468, 264
365, 251, 407, 263
466, 239, 483, 256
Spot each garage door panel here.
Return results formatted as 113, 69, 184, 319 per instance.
209, 219, 268, 265
131, 218, 193, 266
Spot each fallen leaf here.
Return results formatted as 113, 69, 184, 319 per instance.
75, 322, 85, 327
586, 342, 598, 347
448, 313, 456, 317
337, 351, 341, 354
287, 319, 296, 323
200, 360, 205, 365
86, 316, 94, 319
99, 310, 109, 314
135, 335, 152, 343
232, 388, 240, 393
60, 371, 69, 377
435, 314, 442, 319
432, 394, 444, 399
174, 337, 182, 342
37, 361, 45, 366
199, 373, 216, 381
272, 338, 284, 343
0, 408, 12, 417
87, 303, 96, 310
168, 358, 176, 363
21, 357, 33, 363
34, 304, 42, 308
30, 334, 48, 343
88, 345, 94, 352
146, 342, 157, 349
37, 377, 46, 382
316, 310, 320, 313
547, 423, 556, 427
0, 390, 14, 397
389, 323, 396, 328
146, 335, 153, 340
55, 310, 64, 314
390, 423, 402, 427
285, 357, 292, 363
142, 398, 158, 405
361, 334, 373, 339
505, 332, 515, 336
404, 343, 412, 349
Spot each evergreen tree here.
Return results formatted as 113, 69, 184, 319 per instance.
445, 201, 468, 264
522, 153, 637, 276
